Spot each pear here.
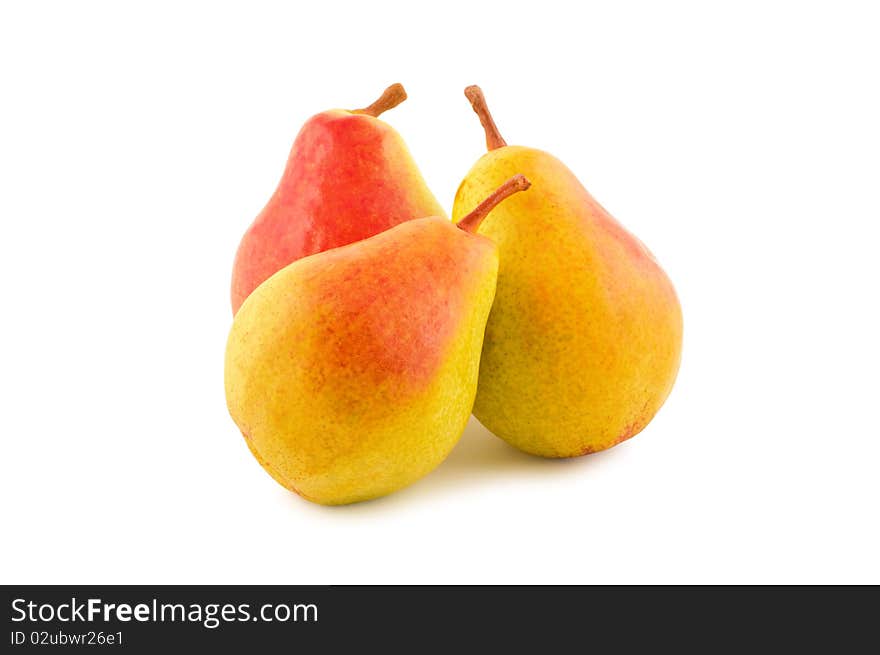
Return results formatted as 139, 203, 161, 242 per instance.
230, 83, 444, 314
453, 86, 682, 458
225, 176, 531, 505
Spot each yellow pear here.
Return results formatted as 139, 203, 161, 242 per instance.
226, 176, 531, 504
452, 86, 682, 458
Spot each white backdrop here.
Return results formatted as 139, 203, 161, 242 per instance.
1, 1, 878, 584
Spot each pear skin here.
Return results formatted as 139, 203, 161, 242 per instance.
226, 177, 531, 504
231, 83, 444, 314
453, 87, 682, 458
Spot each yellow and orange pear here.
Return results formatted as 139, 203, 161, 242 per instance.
226, 176, 531, 504
453, 86, 682, 458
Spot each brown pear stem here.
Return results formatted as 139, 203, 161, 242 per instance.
354, 83, 407, 117
456, 175, 531, 234
465, 85, 507, 151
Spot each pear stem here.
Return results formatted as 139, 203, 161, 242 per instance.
465, 85, 507, 151
354, 83, 407, 117
456, 175, 531, 234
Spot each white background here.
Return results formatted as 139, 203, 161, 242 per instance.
2, 1, 878, 584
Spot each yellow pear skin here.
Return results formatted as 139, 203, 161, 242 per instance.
453, 87, 682, 458
225, 177, 530, 504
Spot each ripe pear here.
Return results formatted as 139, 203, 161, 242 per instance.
230, 83, 444, 314
453, 86, 683, 458
225, 176, 531, 505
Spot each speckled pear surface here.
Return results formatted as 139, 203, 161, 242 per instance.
225, 177, 529, 504
453, 87, 682, 458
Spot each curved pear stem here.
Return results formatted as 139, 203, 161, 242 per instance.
465, 85, 507, 151
354, 83, 407, 117
456, 175, 531, 234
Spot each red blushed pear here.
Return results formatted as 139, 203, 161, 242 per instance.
225, 176, 530, 505
453, 86, 683, 458
230, 83, 445, 314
